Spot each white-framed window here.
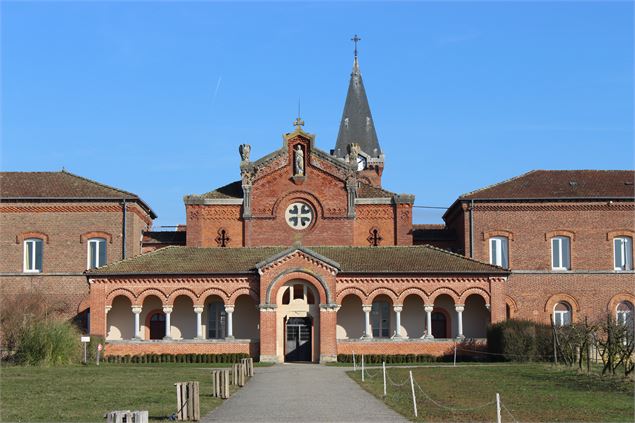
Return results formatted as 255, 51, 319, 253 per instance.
489, 236, 509, 268
614, 237, 633, 271
616, 301, 634, 326
207, 301, 226, 339
371, 300, 390, 338
23, 238, 43, 272
551, 236, 571, 270
87, 238, 107, 269
553, 302, 572, 326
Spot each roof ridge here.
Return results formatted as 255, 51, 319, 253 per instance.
61, 169, 139, 198
420, 244, 507, 270
459, 170, 537, 199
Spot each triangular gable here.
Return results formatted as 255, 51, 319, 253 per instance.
255, 246, 341, 275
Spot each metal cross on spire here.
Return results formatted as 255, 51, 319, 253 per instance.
351, 34, 361, 58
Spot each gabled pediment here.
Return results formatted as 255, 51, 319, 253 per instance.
255, 246, 341, 275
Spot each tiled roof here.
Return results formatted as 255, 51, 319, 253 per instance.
87, 245, 507, 275
142, 231, 186, 245
460, 170, 635, 200
0, 171, 156, 217
357, 182, 395, 198
194, 181, 243, 199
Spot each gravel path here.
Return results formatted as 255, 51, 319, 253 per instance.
202, 363, 406, 422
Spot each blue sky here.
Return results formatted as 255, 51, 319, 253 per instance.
2, 2, 633, 227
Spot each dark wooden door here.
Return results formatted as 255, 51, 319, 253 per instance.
431, 312, 447, 339
285, 317, 311, 362
149, 313, 166, 340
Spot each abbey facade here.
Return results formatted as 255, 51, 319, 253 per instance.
1, 55, 633, 363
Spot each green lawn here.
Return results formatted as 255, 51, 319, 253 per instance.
348, 364, 634, 422
1, 363, 261, 422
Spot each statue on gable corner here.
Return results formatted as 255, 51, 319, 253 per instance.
348, 143, 360, 163
294, 145, 305, 176
239, 144, 251, 162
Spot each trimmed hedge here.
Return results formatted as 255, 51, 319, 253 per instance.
103, 352, 250, 364
337, 354, 437, 364
487, 319, 553, 362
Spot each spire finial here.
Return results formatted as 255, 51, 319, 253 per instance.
351, 34, 361, 59
293, 98, 304, 128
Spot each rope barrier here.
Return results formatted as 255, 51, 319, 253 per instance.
456, 347, 553, 359
414, 379, 496, 412
501, 401, 520, 423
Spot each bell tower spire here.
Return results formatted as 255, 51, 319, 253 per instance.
333, 35, 384, 187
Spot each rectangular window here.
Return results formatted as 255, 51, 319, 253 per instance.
489, 237, 509, 268
614, 237, 633, 271
551, 237, 571, 270
87, 238, 107, 269
207, 302, 225, 339
23, 239, 43, 272
371, 301, 390, 338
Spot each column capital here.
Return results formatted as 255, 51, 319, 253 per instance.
105, 305, 112, 314
393, 305, 403, 313
485, 303, 491, 311
454, 304, 465, 312
424, 305, 434, 313
362, 305, 372, 313
131, 306, 142, 314
193, 306, 204, 314
319, 303, 340, 312
162, 306, 173, 314
224, 305, 235, 313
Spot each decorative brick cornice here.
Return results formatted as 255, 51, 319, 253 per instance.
474, 203, 634, 212
1, 204, 152, 225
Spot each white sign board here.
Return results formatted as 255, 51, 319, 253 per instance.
81, 336, 91, 343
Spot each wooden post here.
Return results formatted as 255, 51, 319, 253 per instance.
382, 361, 386, 397
353, 351, 356, 371
551, 314, 558, 365
361, 354, 365, 382
453, 343, 457, 367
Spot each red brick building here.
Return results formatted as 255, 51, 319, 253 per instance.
3, 54, 633, 363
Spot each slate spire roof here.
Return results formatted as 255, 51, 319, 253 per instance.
333, 56, 382, 159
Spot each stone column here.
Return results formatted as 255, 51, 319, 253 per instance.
423, 305, 434, 339
194, 306, 204, 339
163, 306, 173, 340
362, 305, 372, 339
132, 306, 142, 340
393, 305, 403, 338
455, 304, 465, 339
225, 305, 235, 339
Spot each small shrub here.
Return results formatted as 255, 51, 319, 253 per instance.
14, 319, 81, 366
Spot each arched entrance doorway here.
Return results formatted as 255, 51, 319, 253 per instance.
285, 317, 312, 362
148, 311, 166, 340
431, 311, 448, 338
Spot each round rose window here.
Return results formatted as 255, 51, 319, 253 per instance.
285, 202, 314, 230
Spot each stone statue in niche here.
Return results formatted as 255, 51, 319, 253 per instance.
239, 144, 251, 162
348, 143, 360, 163
294, 144, 305, 176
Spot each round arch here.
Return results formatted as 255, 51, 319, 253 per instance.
197, 287, 230, 304
607, 292, 635, 315
366, 287, 399, 304
166, 288, 199, 305
544, 293, 580, 314
106, 288, 136, 306
396, 287, 429, 304
428, 287, 460, 304
459, 288, 490, 305
336, 287, 367, 304
136, 288, 168, 306
266, 268, 331, 305
228, 287, 259, 304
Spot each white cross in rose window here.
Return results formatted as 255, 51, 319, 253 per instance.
285, 202, 313, 230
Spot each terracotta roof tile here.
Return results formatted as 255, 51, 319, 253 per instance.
86, 245, 507, 275
142, 231, 186, 245
461, 170, 634, 200
357, 183, 395, 198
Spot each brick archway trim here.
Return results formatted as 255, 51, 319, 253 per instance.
607, 230, 635, 240
336, 287, 366, 303
428, 287, 460, 303
80, 231, 113, 243
367, 287, 399, 304
265, 268, 332, 304
505, 296, 519, 314
16, 231, 49, 244
106, 288, 136, 306
166, 288, 198, 305
198, 287, 230, 304
459, 287, 490, 304
136, 288, 168, 306
545, 230, 575, 241
396, 287, 428, 304
482, 230, 514, 241
607, 293, 635, 315
228, 287, 258, 304
544, 293, 580, 314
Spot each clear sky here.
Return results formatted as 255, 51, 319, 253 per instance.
2, 1, 633, 227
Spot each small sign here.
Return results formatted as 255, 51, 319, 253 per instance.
97, 343, 103, 351
81, 336, 91, 343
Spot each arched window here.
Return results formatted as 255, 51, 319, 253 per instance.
553, 302, 572, 326
371, 300, 390, 338
23, 238, 43, 272
87, 238, 107, 269
614, 237, 633, 271
616, 301, 634, 326
551, 236, 571, 270
489, 236, 509, 267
